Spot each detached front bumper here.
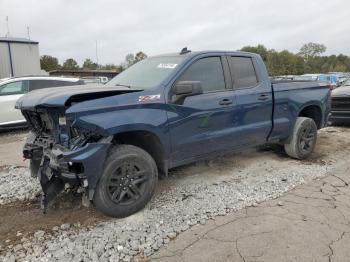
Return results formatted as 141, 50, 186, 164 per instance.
24, 135, 111, 203
47, 142, 111, 198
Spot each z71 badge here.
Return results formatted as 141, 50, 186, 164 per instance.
138, 94, 161, 102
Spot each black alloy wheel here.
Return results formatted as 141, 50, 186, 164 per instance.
107, 161, 150, 205
93, 145, 158, 218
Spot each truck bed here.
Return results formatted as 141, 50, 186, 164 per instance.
268, 81, 331, 142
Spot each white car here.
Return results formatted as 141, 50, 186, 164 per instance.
0, 76, 84, 128
293, 74, 320, 81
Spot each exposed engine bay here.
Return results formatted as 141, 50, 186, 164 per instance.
22, 108, 110, 212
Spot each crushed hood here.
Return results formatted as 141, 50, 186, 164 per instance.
15, 84, 142, 110
332, 86, 350, 97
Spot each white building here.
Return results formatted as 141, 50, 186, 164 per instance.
0, 37, 42, 78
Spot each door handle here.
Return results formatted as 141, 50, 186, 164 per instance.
258, 94, 269, 101
219, 98, 233, 106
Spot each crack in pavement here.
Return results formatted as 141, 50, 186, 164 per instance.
288, 192, 335, 202
330, 175, 349, 187
234, 230, 275, 262
151, 213, 249, 261
328, 232, 346, 262
236, 238, 246, 262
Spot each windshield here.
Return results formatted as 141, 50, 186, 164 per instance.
342, 78, 350, 86
107, 56, 185, 89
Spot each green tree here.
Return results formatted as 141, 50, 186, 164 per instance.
298, 42, 326, 60
239, 43, 350, 74
332, 63, 347, 72
125, 53, 135, 67
135, 51, 147, 62
62, 58, 79, 70
124, 51, 148, 68
101, 64, 123, 72
82, 58, 98, 70
240, 46, 305, 75
240, 45, 268, 62
40, 55, 60, 72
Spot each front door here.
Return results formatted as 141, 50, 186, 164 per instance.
167, 56, 239, 166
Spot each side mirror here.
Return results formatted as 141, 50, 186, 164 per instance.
171, 81, 203, 103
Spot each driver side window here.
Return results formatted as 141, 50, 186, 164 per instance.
177, 57, 226, 93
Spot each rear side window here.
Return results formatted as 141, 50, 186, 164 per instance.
178, 57, 226, 93
229, 57, 258, 88
0, 80, 28, 96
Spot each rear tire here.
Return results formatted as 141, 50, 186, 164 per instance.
284, 117, 317, 159
93, 145, 158, 218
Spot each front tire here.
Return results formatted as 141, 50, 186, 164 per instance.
93, 145, 158, 218
284, 117, 317, 159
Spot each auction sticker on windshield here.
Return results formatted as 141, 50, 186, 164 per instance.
157, 63, 178, 69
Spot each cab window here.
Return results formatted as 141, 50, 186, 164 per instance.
177, 57, 226, 93
228, 57, 259, 89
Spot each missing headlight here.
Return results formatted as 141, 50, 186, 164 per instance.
69, 127, 103, 150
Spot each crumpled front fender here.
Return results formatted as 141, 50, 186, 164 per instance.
51, 141, 111, 199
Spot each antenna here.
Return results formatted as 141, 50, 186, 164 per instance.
180, 47, 191, 55
27, 26, 31, 40
5, 16, 10, 37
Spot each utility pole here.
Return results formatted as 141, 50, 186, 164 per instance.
5, 16, 10, 37
27, 26, 31, 40
95, 40, 99, 69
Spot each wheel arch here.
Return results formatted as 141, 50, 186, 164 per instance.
112, 129, 168, 175
298, 103, 323, 129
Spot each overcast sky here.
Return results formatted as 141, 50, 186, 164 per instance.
1, 0, 349, 65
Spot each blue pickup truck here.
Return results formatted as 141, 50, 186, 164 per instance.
16, 49, 331, 217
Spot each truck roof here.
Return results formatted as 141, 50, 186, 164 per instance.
151, 50, 258, 59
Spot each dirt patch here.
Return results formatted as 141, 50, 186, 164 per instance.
0, 195, 110, 249
0, 129, 27, 144
0, 130, 28, 168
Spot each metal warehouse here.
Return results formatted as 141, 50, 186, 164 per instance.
0, 37, 41, 78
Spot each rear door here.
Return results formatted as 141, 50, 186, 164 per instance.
167, 56, 239, 165
0, 80, 28, 124
227, 56, 273, 145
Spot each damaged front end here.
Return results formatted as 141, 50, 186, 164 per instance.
22, 109, 111, 212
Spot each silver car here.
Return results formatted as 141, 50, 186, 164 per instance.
0, 76, 84, 128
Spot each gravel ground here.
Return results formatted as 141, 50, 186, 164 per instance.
0, 167, 40, 205
0, 127, 349, 262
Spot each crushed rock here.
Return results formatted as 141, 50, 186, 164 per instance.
1, 161, 331, 262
